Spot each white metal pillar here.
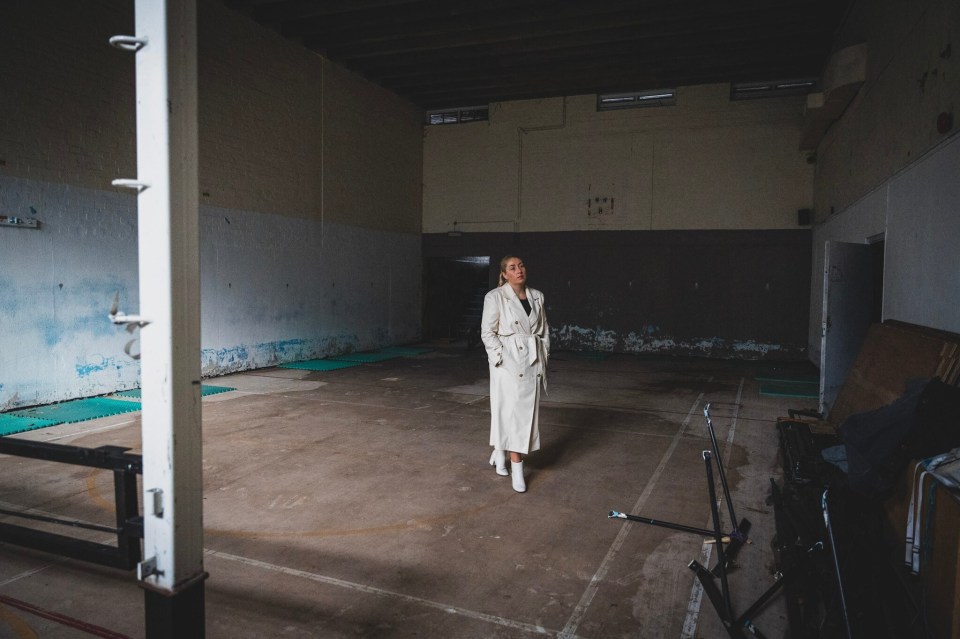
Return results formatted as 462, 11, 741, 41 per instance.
112, 0, 204, 635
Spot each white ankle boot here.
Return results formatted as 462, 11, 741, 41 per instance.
489, 449, 508, 476
511, 460, 526, 493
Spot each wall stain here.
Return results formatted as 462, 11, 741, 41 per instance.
556, 323, 798, 360
200, 333, 368, 376
75, 355, 125, 378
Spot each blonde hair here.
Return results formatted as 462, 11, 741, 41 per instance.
498, 255, 522, 286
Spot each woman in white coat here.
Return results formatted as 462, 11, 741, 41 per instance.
481, 255, 550, 493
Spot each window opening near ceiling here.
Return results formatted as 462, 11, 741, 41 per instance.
597, 89, 676, 111
730, 78, 819, 101
425, 106, 489, 125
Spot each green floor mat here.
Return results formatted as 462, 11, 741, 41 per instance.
200, 385, 235, 396
759, 382, 819, 398
279, 359, 362, 371
0, 413, 61, 436
376, 346, 432, 356
330, 352, 399, 363
755, 373, 819, 384
6, 397, 142, 425
114, 384, 235, 399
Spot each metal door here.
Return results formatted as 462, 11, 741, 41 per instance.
820, 241, 874, 416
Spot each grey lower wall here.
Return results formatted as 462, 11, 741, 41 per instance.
0, 175, 421, 409
424, 229, 811, 360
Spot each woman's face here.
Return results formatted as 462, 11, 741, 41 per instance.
502, 258, 527, 287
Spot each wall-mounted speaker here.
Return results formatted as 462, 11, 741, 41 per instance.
797, 208, 812, 226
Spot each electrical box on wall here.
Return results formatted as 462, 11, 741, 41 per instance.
1, 215, 40, 229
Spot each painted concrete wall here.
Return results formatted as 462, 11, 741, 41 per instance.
424, 229, 811, 360
0, 0, 423, 409
421, 82, 815, 359
423, 85, 814, 233
814, 0, 960, 220
809, 0, 960, 362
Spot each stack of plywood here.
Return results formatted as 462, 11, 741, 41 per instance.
827, 321, 960, 429
827, 320, 960, 638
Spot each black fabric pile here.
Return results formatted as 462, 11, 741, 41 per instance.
838, 378, 960, 498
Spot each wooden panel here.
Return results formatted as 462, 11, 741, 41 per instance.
927, 483, 960, 639
828, 321, 960, 428
885, 469, 960, 639
834, 321, 960, 639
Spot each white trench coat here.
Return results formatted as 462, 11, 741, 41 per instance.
481, 283, 550, 454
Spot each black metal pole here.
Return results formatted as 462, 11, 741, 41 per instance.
704, 451, 737, 625
703, 404, 740, 533
608, 511, 721, 538
821, 488, 853, 639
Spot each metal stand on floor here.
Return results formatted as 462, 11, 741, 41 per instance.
821, 488, 853, 639
609, 405, 751, 571
609, 404, 805, 638
685, 452, 824, 638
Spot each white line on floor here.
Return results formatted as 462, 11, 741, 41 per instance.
37, 418, 139, 443
206, 549, 584, 638
0, 535, 116, 588
679, 377, 744, 639
557, 391, 706, 639
680, 542, 713, 637
0, 564, 58, 588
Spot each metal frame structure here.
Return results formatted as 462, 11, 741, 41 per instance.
0, 438, 143, 570
608, 404, 774, 638
609, 404, 752, 570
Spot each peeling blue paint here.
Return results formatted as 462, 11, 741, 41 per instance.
76, 355, 116, 377
38, 318, 63, 346
0, 280, 17, 315
2, 178, 421, 406
200, 334, 370, 376
558, 323, 802, 360
732, 340, 784, 356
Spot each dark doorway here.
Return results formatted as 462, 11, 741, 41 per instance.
423, 256, 491, 345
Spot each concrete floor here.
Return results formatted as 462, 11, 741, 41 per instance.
0, 343, 819, 638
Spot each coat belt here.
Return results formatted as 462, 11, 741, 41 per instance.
497, 333, 548, 392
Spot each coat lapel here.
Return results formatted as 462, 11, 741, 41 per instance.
501, 284, 538, 332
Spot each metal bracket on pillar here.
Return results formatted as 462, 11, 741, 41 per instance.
109, 293, 147, 360
109, 35, 148, 52
138, 556, 163, 581
146, 488, 164, 518
112, 178, 151, 193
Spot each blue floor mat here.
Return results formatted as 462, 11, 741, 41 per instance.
755, 374, 819, 384
376, 346, 432, 356
0, 413, 61, 436
279, 359, 362, 371
1, 384, 238, 437
759, 382, 819, 398
114, 384, 235, 399
330, 352, 400, 363
4, 397, 142, 428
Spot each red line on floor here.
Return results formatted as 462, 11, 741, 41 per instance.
0, 594, 132, 639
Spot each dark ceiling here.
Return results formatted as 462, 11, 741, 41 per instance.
223, 0, 853, 111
